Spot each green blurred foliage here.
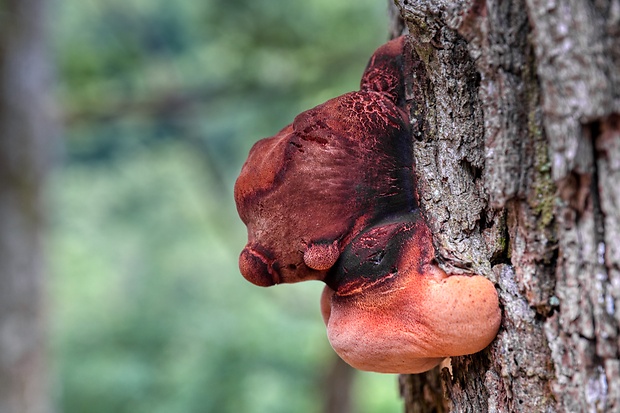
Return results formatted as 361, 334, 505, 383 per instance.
49, 0, 403, 412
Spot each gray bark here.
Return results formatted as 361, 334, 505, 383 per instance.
390, 0, 620, 411
0, 0, 56, 412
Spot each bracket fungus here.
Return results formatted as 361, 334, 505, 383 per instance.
234, 36, 501, 374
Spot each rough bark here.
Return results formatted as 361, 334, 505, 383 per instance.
390, 0, 620, 411
0, 0, 55, 412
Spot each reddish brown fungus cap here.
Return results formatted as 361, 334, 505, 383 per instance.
234, 36, 414, 286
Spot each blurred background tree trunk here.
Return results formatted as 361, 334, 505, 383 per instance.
389, 0, 620, 411
322, 355, 354, 413
0, 0, 56, 412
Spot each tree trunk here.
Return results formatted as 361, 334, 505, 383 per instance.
0, 0, 55, 412
389, 0, 620, 411
322, 355, 355, 413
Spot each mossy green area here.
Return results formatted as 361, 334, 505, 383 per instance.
527, 103, 555, 231
49, 1, 402, 412
523, 51, 555, 233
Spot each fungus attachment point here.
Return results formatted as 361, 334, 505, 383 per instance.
234, 36, 501, 374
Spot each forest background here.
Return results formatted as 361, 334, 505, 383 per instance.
49, 0, 403, 411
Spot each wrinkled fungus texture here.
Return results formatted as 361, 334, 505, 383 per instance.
234, 36, 501, 373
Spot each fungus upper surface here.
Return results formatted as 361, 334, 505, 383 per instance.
234, 36, 414, 287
